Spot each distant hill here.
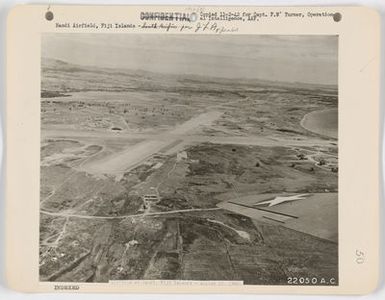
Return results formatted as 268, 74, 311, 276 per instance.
41, 57, 338, 97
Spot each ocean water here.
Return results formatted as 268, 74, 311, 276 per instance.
301, 108, 337, 139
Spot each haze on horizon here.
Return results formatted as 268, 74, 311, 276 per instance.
42, 34, 338, 85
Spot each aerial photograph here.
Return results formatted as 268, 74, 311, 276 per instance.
39, 34, 338, 285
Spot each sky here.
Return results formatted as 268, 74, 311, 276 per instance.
42, 34, 338, 85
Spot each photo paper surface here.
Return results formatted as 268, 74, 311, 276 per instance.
5, 5, 380, 294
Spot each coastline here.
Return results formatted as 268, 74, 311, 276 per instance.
300, 108, 338, 139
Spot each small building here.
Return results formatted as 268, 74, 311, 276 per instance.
143, 194, 159, 202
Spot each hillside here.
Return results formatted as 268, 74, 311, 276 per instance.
41, 58, 338, 98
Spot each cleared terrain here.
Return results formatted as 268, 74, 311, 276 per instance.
40, 58, 338, 285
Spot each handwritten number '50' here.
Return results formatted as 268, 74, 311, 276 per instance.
356, 249, 365, 264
